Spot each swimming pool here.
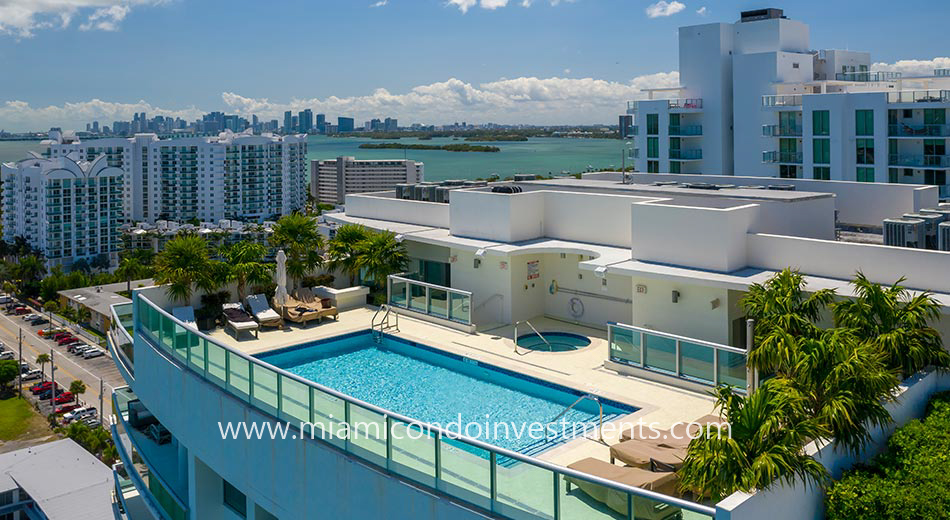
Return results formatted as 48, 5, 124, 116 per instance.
517, 332, 592, 352
256, 330, 636, 455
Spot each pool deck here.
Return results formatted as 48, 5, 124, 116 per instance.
205, 306, 718, 469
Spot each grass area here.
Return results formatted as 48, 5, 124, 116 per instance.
0, 396, 51, 442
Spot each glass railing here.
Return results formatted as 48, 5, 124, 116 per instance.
607, 323, 749, 392
835, 71, 901, 82
762, 124, 803, 137
387, 275, 472, 325
668, 98, 703, 109
668, 125, 703, 136
110, 303, 135, 377
889, 154, 950, 168
762, 95, 803, 107
888, 123, 950, 137
887, 90, 950, 103
669, 149, 703, 160
134, 293, 715, 520
762, 151, 803, 164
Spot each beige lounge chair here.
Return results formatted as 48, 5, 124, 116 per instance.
222, 303, 259, 339
275, 295, 322, 325
620, 414, 724, 442
296, 287, 338, 322
246, 294, 284, 329
609, 440, 686, 470
564, 458, 680, 518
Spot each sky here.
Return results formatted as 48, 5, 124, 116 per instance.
1, 0, 949, 131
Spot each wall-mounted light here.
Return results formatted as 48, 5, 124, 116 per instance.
474, 258, 481, 269
394, 234, 404, 243
474, 248, 486, 269
672, 290, 680, 303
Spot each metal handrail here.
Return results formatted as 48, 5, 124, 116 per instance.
136, 293, 717, 516
513, 320, 552, 353
609, 321, 747, 354
548, 394, 604, 442
389, 274, 473, 296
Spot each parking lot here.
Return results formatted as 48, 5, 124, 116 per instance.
0, 298, 126, 425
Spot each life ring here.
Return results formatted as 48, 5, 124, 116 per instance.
569, 297, 584, 318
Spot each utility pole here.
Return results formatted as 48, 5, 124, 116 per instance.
50, 349, 55, 414
17, 328, 22, 397
99, 378, 104, 426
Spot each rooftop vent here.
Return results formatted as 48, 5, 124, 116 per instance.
513, 174, 537, 181
740, 8, 785, 22
491, 185, 523, 194
653, 181, 680, 187
767, 184, 796, 191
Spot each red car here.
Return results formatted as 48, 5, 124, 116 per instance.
52, 332, 72, 341
14, 307, 29, 315
30, 381, 53, 394
55, 403, 80, 414
53, 392, 74, 404
56, 336, 78, 345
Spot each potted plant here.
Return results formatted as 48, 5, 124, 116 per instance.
196, 291, 230, 331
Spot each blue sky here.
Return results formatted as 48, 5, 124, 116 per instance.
1, 0, 949, 131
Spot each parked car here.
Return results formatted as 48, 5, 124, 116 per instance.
55, 403, 80, 414
72, 346, 93, 356
29, 317, 49, 326
57, 336, 78, 345
62, 339, 84, 348
31, 381, 54, 394
0, 295, 12, 305
0, 351, 13, 360
52, 332, 72, 341
21, 369, 42, 381
20, 313, 39, 321
39, 328, 66, 337
81, 417, 101, 428
64, 407, 96, 423
39, 387, 66, 400
67, 343, 88, 354
82, 349, 105, 359
14, 307, 29, 315
53, 392, 74, 404
19, 361, 30, 373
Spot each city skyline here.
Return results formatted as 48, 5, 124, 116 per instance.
1, 0, 949, 131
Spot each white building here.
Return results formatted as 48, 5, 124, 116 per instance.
629, 8, 950, 199
46, 129, 309, 223
311, 156, 424, 205
1, 153, 124, 269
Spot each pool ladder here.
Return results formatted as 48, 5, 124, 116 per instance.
513, 320, 553, 354
372, 304, 399, 343
547, 394, 604, 443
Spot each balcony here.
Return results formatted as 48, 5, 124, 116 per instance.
936, 69, 950, 77
628, 149, 640, 159
669, 149, 703, 160
888, 123, 950, 137
762, 124, 803, 137
762, 94, 803, 108
668, 125, 702, 136
835, 71, 901, 82
888, 154, 950, 168
887, 90, 950, 104
762, 151, 803, 164
667, 98, 702, 110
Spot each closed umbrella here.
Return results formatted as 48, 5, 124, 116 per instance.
275, 249, 288, 306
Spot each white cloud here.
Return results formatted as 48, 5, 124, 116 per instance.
450, 0, 569, 12
447, 0, 478, 13
872, 57, 950, 77
370, 0, 388, 7
0, 72, 681, 131
645, 1, 685, 18
696, 6, 707, 16
563, 68, 571, 74
0, 0, 165, 38
479, 0, 509, 9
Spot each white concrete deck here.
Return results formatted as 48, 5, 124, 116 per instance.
204, 306, 717, 469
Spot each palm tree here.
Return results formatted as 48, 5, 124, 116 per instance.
355, 231, 409, 290
741, 268, 836, 372
115, 255, 148, 294
69, 380, 87, 404
153, 235, 225, 304
678, 382, 828, 501
222, 241, 273, 302
833, 272, 949, 378
326, 224, 370, 286
35, 353, 51, 381
270, 214, 324, 290
14, 254, 47, 286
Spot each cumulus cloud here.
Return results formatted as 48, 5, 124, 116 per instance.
872, 57, 950, 77
0, 0, 165, 38
0, 72, 681, 131
646, 1, 685, 18
696, 6, 707, 16
370, 0, 388, 6
450, 0, 569, 12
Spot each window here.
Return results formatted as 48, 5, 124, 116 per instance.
779, 165, 798, 178
812, 110, 830, 136
223, 480, 247, 518
813, 139, 830, 164
924, 109, 946, 125
647, 137, 659, 158
646, 114, 659, 135
856, 138, 875, 164
856, 109, 874, 136
669, 161, 681, 173
669, 137, 680, 156
923, 139, 946, 165
647, 160, 659, 173
856, 167, 875, 182
779, 111, 799, 135
813, 166, 831, 180
888, 168, 899, 183
924, 170, 947, 186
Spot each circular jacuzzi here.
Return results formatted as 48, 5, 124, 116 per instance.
516, 332, 591, 352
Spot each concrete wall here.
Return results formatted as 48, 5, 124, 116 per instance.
345, 193, 450, 228
543, 253, 633, 328
450, 248, 512, 327
716, 369, 950, 520
630, 276, 737, 346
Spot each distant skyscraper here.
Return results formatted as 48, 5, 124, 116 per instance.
299, 109, 313, 133
384, 117, 397, 132
316, 113, 326, 134
337, 117, 355, 133
283, 111, 293, 133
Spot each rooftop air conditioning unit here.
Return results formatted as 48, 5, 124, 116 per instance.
491, 185, 523, 194
513, 174, 537, 181
883, 218, 925, 248
919, 207, 950, 222
442, 179, 466, 187
395, 183, 414, 199
903, 213, 943, 249
463, 180, 488, 187
939, 221, 950, 251
767, 184, 796, 191
434, 186, 452, 203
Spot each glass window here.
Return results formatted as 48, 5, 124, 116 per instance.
223, 480, 247, 518
856, 109, 874, 136
813, 166, 831, 180
888, 168, 899, 183
647, 160, 659, 173
669, 161, 681, 173
647, 137, 659, 158
813, 139, 830, 164
924, 109, 946, 125
856, 167, 875, 182
779, 111, 799, 135
646, 114, 659, 135
812, 110, 830, 136
856, 138, 875, 164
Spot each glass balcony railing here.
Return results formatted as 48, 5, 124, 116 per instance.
667, 98, 702, 109
625, 100, 637, 114
607, 323, 749, 391
936, 69, 950, 77
762, 94, 803, 107
628, 149, 640, 159
835, 71, 901, 82
888, 123, 950, 137
134, 293, 716, 520
669, 149, 703, 160
888, 154, 950, 168
110, 303, 135, 377
887, 90, 950, 103
387, 275, 472, 325
668, 125, 702, 136
762, 151, 803, 164
762, 124, 803, 137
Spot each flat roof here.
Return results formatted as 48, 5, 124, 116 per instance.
0, 439, 114, 520
59, 278, 152, 315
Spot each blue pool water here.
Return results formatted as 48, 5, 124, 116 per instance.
517, 332, 592, 352
257, 331, 636, 455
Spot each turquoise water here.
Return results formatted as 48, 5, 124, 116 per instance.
517, 332, 592, 352
257, 331, 634, 454
0, 135, 626, 182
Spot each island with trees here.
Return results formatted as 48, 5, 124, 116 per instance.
358, 143, 500, 152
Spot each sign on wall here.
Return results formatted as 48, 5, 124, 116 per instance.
527, 260, 540, 280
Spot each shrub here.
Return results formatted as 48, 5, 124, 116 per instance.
826, 391, 950, 519
301, 274, 334, 288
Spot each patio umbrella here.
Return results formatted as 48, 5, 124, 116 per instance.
274, 249, 289, 306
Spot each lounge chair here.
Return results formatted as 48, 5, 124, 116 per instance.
246, 294, 284, 329
222, 303, 259, 339
609, 441, 686, 470
620, 414, 723, 442
296, 287, 339, 322
564, 457, 680, 518
275, 294, 322, 325
172, 306, 196, 328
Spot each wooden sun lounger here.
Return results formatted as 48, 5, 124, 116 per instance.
564, 457, 680, 519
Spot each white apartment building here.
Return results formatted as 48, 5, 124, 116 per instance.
1, 153, 124, 269
46, 129, 309, 223
628, 8, 950, 199
311, 156, 424, 205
